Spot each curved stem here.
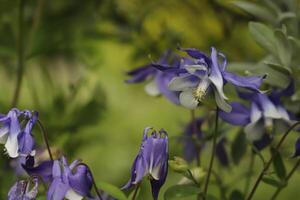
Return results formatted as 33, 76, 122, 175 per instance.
132, 182, 141, 200
187, 169, 199, 185
11, 0, 25, 107
270, 159, 300, 200
36, 120, 53, 161
76, 163, 103, 200
203, 108, 219, 200
246, 121, 300, 200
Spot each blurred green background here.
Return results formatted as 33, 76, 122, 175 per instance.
0, 0, 299, 199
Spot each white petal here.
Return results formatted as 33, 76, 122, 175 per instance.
150, 164, 162, 180
184, 65, 207, 78
277, 105, 290, 121
144, 80, 161, 96
0, 126, 9, 144
214, 89, 232, 112
65, 189, 83, 200
179, 90, 198, 109
244, 120, 264, 141
250, 103, 262, 122
5, 133, 19, 158
168, 75, 198, 91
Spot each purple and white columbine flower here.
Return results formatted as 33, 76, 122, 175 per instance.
47, 157, 93, 200
122, 127, 168, 200
220, 82, 295, 143
153, 47, 265, 112
126, 51, 180, 104
0, 108, 38, 158
8, 178, 38, 200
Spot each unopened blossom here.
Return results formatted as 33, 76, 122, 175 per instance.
122, 127, 168, 200
8, 178, 38, 200
47, 157, 93, 200
153, 47, 265, 112
126, 51, 180, 104
0, 108, 38, 158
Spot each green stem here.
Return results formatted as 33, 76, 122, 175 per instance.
246, 121, 300, 200
132, 182, 141, 200
203, 108, 219, 200
11, 0, 25, 107
270, 159, 300, 200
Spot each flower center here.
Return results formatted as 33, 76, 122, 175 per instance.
193, 79, 210, 102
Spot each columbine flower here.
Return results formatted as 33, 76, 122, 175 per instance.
47, 157, 93, 200
0, 108, 38, 158
220, 82, 295, 143
153, 47, 265, 112
126, 51, 180, 104
122, 127, 168, 200
8, 178, 38, 200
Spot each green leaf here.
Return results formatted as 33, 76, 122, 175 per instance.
233, 1, 276, 23
274, 30, 292, 67
271, 148, 287, 180
248, 22, 276, 54
164, 185, 202, 200
259, 63, 290, 88
231, 130, 247, 165
264, 61, 291, 75
262, 176, 285, 187
229, 190, 244, 200
97, 181, 128, 200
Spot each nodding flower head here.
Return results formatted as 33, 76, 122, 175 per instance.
0, 108, 38, 158
220, 81, 296, 148
122, 127, 168, 200
152, 47, 265, 112
47, 156, 93, 200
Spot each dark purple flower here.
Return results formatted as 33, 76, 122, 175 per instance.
182, 118, 203, 162
8, 178, 38, 200
216, 138, 229, 166
292, 137, 300, 158
153, 47, 265, 112
126, 51, 180, 104
0, 108, 38, 158
47, 157, 93, 200
220, 83, 295, 142
22, 155, 54, 183
122, 127, 168, 200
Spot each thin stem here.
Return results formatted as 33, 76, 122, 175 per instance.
244, 152, 255, 196
77, 163, 103, 200
246, 121, 300, 200
187, 169, 199, 185
203, 108, 219, 200
132, 182, 141, 200
11, 0, 25, 107
191, 109, 201, 166
270, 159, 300, 200
36, 120, 53, 161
